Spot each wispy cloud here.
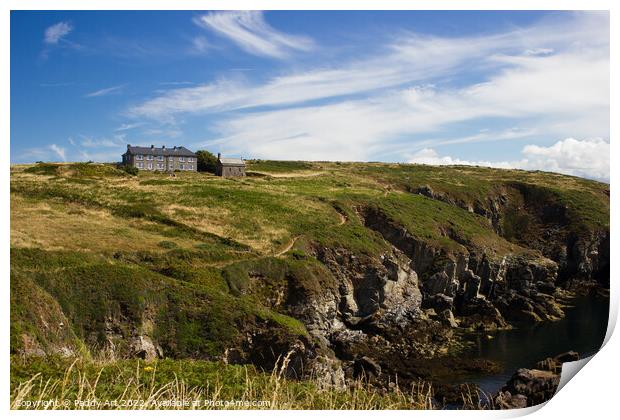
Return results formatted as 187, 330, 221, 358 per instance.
131, 13, 608, 123
114, 122, 143, 132
85, 84, 126, 98
195, 46, 608, 162
141, 127, 183, 138
194, 11, 314, 58
18, 144, 68, 162
189, 35, 212, 54
40, 81, 76, 87
40, 21, 81, 60
76, 149, 124, 163
159, 81, 194, 86
123, 12, 608, 180
44, 21, 72, 45
49, 144, 66, 161
78, 134, 127, 148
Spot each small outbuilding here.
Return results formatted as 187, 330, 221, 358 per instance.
216, 153, 246, 177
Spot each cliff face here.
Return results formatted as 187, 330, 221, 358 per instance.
413, 182, 609, 286
359, 205, 562, 328
231, 186, 608, 384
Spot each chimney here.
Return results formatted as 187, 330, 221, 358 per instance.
150, 144, 155, 150
162, 145, 166, 151
127, 144, 131, 150
173, 146, 177, 150
217, 153, 221, 160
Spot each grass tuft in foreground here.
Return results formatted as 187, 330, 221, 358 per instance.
11, 356, 440, 410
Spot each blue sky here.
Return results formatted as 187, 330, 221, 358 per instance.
10, 10, 610, 180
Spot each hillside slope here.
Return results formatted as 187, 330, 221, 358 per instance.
10, 161, 609, 387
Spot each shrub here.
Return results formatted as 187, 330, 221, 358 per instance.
119, 165, 139, 176
24, 163, 59, 175
196, 150, 218, 174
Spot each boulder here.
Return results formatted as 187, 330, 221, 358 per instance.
493, 352, 579, 408
353, 356, 382, 379
425, 293, 453, 312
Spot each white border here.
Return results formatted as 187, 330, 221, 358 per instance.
2, 1, 616, 419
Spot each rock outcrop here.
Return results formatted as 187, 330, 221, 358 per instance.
413, 183, 609, 288
494, 352, 579, 409
359, 205, 563, 332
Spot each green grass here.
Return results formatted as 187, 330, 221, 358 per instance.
24, 162, 128, 178
222, 256, 338, 304
246, 160, 315, 173
23, 163, 63, 176
369, 193, 516, 255
11, 248, 308, 359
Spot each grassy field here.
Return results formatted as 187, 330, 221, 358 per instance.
10, 160, 609, 409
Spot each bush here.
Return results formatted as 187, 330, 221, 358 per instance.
119, 165, 139, 176
196, 150, 217, 174
24, 163, 59, 175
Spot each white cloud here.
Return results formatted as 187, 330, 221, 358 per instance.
521, 137, 609, 181
124, 12, 608, 181
79, 134, 126, 148
141, 127, 182, 138
524, 47, 554, 56
114, 123, 143, 132
85, 84, 126, 98
49, 144, 66, 162
130, 13, 608, 125
408, 138, 609, 182
44, 21, 73, 45
194, 11, 314, 58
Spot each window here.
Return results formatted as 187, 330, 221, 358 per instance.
168, 163, 174, 170
180, 164, 184, 170
157, 155, 164, 161
188, 164, 193, 170
137, 162, 143, 168
187, 157, 193, 162
147, 162, 153, 170
146, 155, 153, 161
179, 156, 185, 162
157, 163, 164, 169
136, 155, 143, 160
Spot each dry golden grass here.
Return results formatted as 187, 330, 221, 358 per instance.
10, 194, 203, 254
11, 355, 438, 410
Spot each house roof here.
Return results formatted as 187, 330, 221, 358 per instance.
125, 145, 196, 157
218, 157, 245, 166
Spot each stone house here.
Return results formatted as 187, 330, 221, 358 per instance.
216, 153, 246, 177
122, 144, 197, 172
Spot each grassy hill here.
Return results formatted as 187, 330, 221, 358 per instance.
10, 160, 609, 409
